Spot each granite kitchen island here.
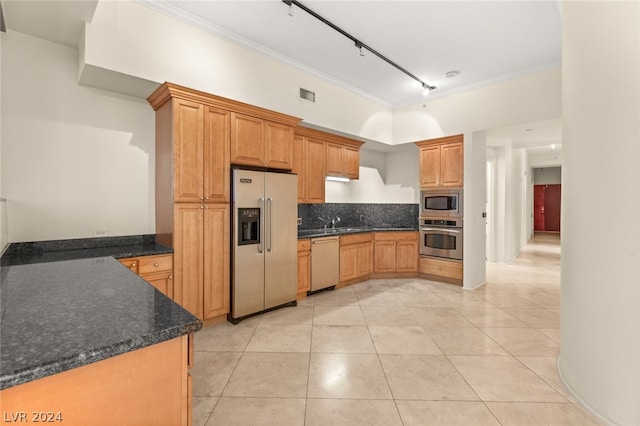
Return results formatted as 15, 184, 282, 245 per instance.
0, 253, 201, 425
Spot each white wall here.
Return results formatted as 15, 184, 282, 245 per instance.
533, 166, 561, 184
559, 2, 640, 425
0, 31, 6, 251
325, 147, 419, 204
1, 31, 155, 242
487, 141, 531, 263
83, 1, 394, 144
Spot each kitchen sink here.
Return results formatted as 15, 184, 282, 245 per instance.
298, 227, 366, 237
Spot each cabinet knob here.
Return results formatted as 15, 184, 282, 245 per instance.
200, 205, 204, 209
169, 275, 173, 279
154, 263, 159, 267
131, 263, 136, 267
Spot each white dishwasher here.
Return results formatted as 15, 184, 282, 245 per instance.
310, 236, 340, 294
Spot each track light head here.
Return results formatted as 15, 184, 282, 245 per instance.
422, 82, 437, 96
355, 41, 365, 57
283, 0, 294, 16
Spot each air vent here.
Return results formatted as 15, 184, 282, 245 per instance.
299, 88, 316, 103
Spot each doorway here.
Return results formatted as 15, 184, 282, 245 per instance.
534, 184, 561, 232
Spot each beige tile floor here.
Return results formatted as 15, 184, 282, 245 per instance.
192, 233, 600, 425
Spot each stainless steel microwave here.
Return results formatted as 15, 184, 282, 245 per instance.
420, 188, 463, 217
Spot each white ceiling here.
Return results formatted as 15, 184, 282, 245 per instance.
2, 0, 563, 158
146, 0, 562, 106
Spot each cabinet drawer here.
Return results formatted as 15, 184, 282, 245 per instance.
298, 239, 311, 252
374, 231, 418, 241
118, 257, 139, 274
138, 254, 173, 274
340, 232, 372, 246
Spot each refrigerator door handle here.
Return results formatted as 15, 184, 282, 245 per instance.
258, 197, 265, 253
266, 198, 273, 252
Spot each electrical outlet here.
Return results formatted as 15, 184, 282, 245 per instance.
94, 228, 108, 237
297, 218, 302, 226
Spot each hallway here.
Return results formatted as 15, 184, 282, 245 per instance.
191, 232, 599, 425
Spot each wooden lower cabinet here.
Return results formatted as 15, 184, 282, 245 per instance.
373, 232, 419, 273
340, 232, 373, 282
174, 203, 230, 320
339, 233, 373, 282
119, 253, 174, 298
419, 256, 463, 282
297, 239, 311, 295
0, 335, 192, 426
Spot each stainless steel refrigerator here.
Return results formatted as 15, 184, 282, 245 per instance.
230, 169, 298, 323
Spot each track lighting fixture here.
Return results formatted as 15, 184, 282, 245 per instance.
282, 0, 436, 95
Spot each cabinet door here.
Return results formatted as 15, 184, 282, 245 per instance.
343, 146, 360, 179
374, 241, 397, 273
230, 112, 264, 167
419, 145, 440, 188
356, 242, 373, 277
297, 239, 311, 294
292, 135, 305, 202
305, 137, 326, 203
174, 100, 204, 202
396, 240, 418, 272
440, 142, 464, 187
265, 121, 293, 170
325, 143, 343, 176
203, 203, 230, 320
340, 244, 358, 282
173, 203, 205, 319
142, 271, 174, 299
204, 107, 230, 203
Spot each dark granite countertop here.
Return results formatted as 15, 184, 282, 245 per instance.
297, 226, 418, 239
0, 256, 201, 390
1, 234, 172, 267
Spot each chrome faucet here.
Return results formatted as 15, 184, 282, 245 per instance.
318, 216, 341, 229
317, 217, 329, 230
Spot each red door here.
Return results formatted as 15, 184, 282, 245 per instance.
534, 185, 546, 231
534, 184, 561, 232
544, 184, 561, 232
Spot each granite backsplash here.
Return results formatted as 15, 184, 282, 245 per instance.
298, 203, 419, 230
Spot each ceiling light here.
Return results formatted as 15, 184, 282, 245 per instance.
445, 70, 461, 78
282, 0, 436, 95
550, 144, 556, 151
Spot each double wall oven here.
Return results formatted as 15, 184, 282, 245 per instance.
419, 189, 463, 261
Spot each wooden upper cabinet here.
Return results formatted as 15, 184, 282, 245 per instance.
174, 99, 205, 203
230, 112, 294, 170
439, 142, 463, 187
416, 134, 463, 188
293, 134, 326, 204
325, 143, 343, 177
305, 138, 326, 203
342, 146, 360, 179
230, 112, 265, 167
325, 141, 362, 179
167, 99, 230, 204
204, 107, 231, 203
265, 121, 294, 169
